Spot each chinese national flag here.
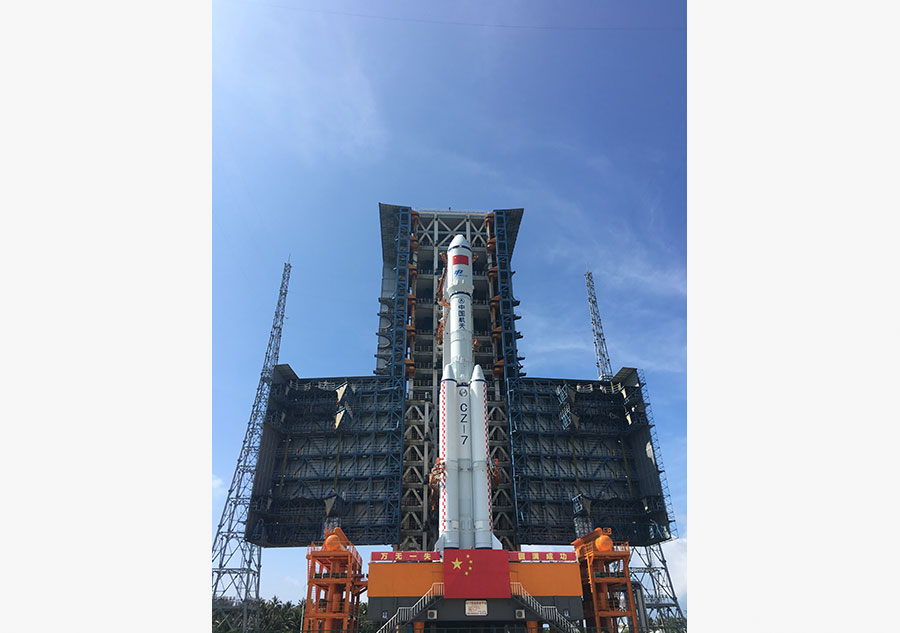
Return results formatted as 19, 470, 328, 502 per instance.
443, 550, 510, 598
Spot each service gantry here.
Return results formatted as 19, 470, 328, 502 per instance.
243, 207, 676, 559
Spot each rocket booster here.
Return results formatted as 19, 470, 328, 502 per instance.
436, 235, 501, 551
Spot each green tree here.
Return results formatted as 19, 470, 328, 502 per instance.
652, 615, 687, 633
358, 602, 375, 633
257, 596, 308, 633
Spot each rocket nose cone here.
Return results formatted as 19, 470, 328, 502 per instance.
449, 234, 470, 250
471, 365, 485, 382
443, 364, 455, 380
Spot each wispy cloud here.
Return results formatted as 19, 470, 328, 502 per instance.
542, 226, 686, 299
498, 174, 686, 299
285, 575, 304, 588
514, 305, 594, 376
405, 146, 508, 190
518, 309, 684, 378
606, 316, 687, 375
212, 473, 225, 500
661, 535, 688, 611
215, 7, 387, 163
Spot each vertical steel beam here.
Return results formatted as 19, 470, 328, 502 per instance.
494, 209, 524, 547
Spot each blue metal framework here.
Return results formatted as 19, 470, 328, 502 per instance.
490, 209, 672, 547
507, 373, 672, 546
246, 370, 403, 546
247, 208, 411, 547
243, 206, 675, 552
635, 369, 678, 540
491, 209, 527, 543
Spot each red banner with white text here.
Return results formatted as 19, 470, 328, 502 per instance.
370, 551, 442, 562
508, 550, 577, 562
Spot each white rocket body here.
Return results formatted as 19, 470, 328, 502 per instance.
435, 235, 502, 551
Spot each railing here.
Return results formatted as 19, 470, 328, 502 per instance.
510, 582, 581, 633
579, 540, 630, 557
308, 539, 362, 567
375, 582, 444, 633
375, 581, 581, 633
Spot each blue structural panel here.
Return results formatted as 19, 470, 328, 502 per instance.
246, 367, 403, 546
508, 371, 671, 546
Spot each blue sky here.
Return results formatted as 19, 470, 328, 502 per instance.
5, 3, 897, 633
213, 0, 686, 610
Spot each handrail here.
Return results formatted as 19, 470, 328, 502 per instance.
375, 582, 444, 633
376, 580, 580, 633
510, 582, 581, 633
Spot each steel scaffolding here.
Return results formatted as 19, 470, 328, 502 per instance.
573, 528, 638, 633
246, 371, 403, 546
631, 542, 685, 633
235, 206, 682, 582
303, 528, 367, 633
582, 267, 685, 632
212, 262, 291, 633
627, 372, 685, 633
585, 271, 613, 381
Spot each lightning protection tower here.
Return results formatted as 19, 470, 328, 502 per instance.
585, 271, 613, 381
584, 271, 685, 633
212, 262, 291, 633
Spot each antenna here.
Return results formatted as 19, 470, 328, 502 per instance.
212, 262, 291, 633
585, 271, 613, 381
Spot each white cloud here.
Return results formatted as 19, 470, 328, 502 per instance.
212, 473, 225, 499
606, 318, 687, 375
513, 306, 592, 376
515, 299, 685, 379
215, 8, 387, 163
285, 575, 304, 588
544, 231, 686, 299
497, 177, 686, 300
661, 536, 688, 613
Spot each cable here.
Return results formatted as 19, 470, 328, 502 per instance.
220, 0, 685, 32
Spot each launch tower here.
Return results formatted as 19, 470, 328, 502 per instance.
235, 206, 683, 629
246, 206, 676, 552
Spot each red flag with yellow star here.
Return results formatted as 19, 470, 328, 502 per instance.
443, 549, 511, 598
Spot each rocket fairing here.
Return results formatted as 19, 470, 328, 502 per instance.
435, 235, 502, 551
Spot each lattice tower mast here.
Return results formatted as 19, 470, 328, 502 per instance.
212, 262, 291, 633
585, 271, 613, 381
584, 270, 686, 632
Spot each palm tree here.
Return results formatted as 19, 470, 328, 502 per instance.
357, 602, 375, 633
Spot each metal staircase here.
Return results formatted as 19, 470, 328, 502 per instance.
375, 583, 444, 633
510, 582, 582, 633
376, 581, 581, 633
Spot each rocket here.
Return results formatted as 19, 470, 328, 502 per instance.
435, 235, 502, 551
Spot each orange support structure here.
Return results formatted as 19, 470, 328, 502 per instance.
304, 528, 367, 633
572, 528, 638, 633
